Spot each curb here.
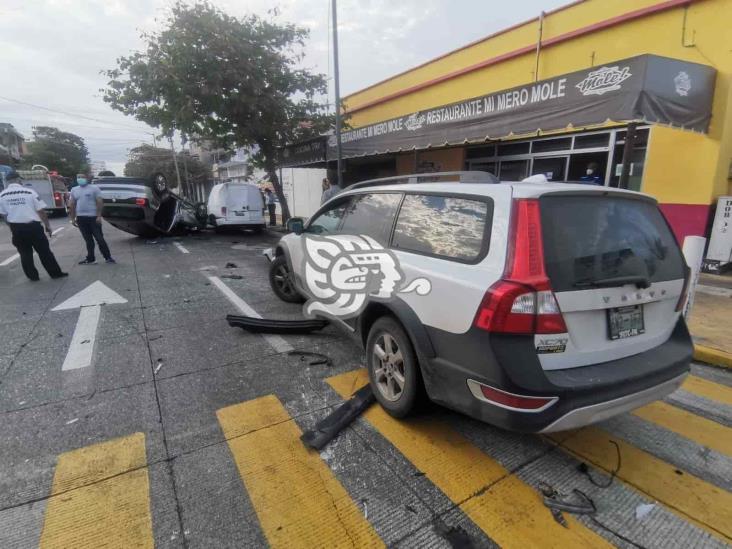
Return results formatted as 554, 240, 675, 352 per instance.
693, 345, 732, 369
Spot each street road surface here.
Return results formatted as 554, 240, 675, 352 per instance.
1, 219, 731, 548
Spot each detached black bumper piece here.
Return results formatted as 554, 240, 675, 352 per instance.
301, 384, 375, 450
226, 314, 329, 334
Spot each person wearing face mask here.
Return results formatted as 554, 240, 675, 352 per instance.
580, 162, 603, 185
69, 174, 116, 265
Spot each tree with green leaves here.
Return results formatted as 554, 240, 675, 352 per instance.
103, 2, 333, 222
124, 144, 210, 198
21, 126, 89, 177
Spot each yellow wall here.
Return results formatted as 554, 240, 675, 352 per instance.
343, 0, 732, 206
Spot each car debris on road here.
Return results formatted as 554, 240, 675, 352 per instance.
300, 383, 375, 450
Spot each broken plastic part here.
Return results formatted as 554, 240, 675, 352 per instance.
300, 384, 375, 450
287, 350, 333, 367
226, 314, 328, 334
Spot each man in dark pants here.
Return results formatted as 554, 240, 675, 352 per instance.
69, 174, 115, 265
264, 188, 277, 226
0, 171, 67, 281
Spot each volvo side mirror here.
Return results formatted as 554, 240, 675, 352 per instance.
287, 217, 304, 235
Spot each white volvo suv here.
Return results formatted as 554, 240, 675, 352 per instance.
269, 172, 692, 432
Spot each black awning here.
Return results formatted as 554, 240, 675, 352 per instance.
279, 136, 328, 168
321, 54, 715, 160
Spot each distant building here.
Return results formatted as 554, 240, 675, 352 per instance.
90, 161, 108, 177
217, 148, 252, 183
0, 123, 25, 166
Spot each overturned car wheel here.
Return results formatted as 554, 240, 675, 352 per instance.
269, 255, 303, 303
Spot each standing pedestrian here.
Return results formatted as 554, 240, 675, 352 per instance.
0, 171, 67, 281
68, 174, 116, 265
320, 178, 342, 204
320, 177, 330, 202
264, 188, 277, 226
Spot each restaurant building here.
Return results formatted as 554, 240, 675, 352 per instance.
280, 0, 732, 243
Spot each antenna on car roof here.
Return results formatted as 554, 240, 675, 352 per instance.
350, 171, 499, 190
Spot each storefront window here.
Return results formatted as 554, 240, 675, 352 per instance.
532, 157, 567, 181
574, 133, 610, 149
497, 142, 530, 156
531, 137, 572, 153
465, 127, 648, 187
499, 160, 529, 180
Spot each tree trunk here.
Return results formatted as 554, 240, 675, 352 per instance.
264, 152, 290, 224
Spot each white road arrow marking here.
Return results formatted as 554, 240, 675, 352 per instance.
52, 281, 127, 371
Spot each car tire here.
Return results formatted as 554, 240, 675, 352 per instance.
366, 316, 421, 418
269, 255, 303, 303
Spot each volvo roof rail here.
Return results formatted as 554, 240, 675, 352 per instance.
349, 170, 499, 190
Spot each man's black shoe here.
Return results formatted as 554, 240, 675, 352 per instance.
29, 277, 40, 282
51, 273, 69, 279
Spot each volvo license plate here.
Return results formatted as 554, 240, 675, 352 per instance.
607, 305, 645, 340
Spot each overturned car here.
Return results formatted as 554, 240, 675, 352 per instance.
96, 173, 207, 237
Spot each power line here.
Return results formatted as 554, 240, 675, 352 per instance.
1, 113, 155, 135
0, 95, 154, 133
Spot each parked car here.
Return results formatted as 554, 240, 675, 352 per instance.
96, 173, 207, 237
207, 182, 266, 231
16, 169, 69, 216
269, 172, 692, 433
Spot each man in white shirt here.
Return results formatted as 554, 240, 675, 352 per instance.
69, 174, 115, 265
0, 171, 67, 281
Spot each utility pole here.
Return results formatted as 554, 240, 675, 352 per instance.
169, 136, 182, 192
331, 0, 344, 188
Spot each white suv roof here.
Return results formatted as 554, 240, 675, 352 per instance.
343, 181, 645, 198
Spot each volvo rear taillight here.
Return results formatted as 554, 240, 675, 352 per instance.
474, 199, 567, 335
135, 197, 147, 206
54, 192, 62, 205
675, 264, 692, 312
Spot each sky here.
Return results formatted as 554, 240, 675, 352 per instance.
0, 0, 568, 174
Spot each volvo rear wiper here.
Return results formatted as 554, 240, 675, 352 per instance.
574, 275, 650, 289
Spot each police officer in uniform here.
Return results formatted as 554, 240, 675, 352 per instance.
0, 171, 67, 281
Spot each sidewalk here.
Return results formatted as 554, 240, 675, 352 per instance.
687, 273, 732, 368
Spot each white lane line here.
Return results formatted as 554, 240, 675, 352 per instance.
61, 305, 101, 371
1, 228, 63, 266
1, 253, 19, 266
207, 275, 293, 353
173, 242, 190, 254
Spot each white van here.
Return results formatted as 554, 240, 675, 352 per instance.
207, 182, 266, 231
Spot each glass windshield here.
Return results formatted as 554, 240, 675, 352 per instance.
540, 195, 685, 292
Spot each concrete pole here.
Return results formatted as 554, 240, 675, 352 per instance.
331, 0, 344, 188
169, 137, 182, 192
682, 235, 706, 319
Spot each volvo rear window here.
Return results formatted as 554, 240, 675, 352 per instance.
392, 194, 492, 262
540, 195, 685, 292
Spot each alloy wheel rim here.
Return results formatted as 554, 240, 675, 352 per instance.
372, 333, 405, 402
273, 265, 294, 296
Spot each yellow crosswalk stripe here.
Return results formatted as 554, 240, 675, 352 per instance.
327, 370, 611, 548
632, 400, 732, 457
217, 394, 383, 548
39, 432, 153, 549
682, 375, 732, 406
552, 428, 732, 542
